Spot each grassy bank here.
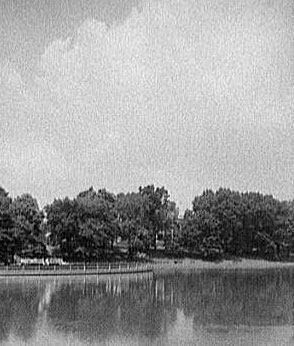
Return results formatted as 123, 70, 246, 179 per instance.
150, 257, 294, 273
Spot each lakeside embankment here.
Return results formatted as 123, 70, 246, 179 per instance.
0, 262, 153, 277
151, 258, 294, 273
1, 258, 294, 277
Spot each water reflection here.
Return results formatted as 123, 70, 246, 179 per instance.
0, 268, 294, 345
0, 280, 45, 342
170, 269, 294, 327
47, 273, 177, 343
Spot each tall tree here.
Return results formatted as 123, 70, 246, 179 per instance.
139, 185, 169, 250
116, 192, 149, 258
10, 194, 45, 258
45, 187, 119, 261
76, 187, 118, 260
0, 187, 14, 263
183, 188, 293, 260
45, 197, 79, 260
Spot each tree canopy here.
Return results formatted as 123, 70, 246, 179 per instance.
0, 184, 293, 263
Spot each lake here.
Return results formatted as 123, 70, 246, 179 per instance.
0, 267, 294, 346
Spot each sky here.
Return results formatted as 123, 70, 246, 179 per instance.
0, 0, 293, 212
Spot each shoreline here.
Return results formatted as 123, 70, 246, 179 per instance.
151, 258, 294, 272
1, 258, 294, 277
0, 263, 153, 277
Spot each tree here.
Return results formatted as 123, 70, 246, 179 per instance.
0, 187, 14, 263
45, 197, 79, 261
182, 188, 294, 261
139, 185, 170, 250
45, 187, 119, 261
180, 207, 223, 259
116, 192, 149, 258
76, 187, 119, 260
10, 194, 45, 258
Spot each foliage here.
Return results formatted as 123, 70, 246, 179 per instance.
0, 187, 14, 263
180, 188, 293, 260
138, 185, 170, 250
116, 192, 147, 257
1, 184, 294, 263
116, 186, 176, 257
10, 194, 45, 258
45, 187, 118, 261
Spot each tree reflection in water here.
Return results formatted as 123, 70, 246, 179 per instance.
47, 273, 177, 342
169, 269, 294, 328
0, 268, 293, 344
0, 279, 45, 342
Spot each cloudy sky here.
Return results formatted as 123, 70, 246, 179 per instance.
0, 0, 293, 211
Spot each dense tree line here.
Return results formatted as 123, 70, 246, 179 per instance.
180, 188, 294, 260
0, 185, 294, 263
0, 187, 45, 263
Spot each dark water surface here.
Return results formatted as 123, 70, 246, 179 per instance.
0, 268, 294, 345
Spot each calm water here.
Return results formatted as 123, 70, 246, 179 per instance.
0, 268, 294, 346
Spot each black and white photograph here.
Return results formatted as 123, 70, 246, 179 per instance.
0, 0, 293, 345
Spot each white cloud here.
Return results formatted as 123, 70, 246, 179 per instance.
1, 0, 293, 208
36, 0, 294, 129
